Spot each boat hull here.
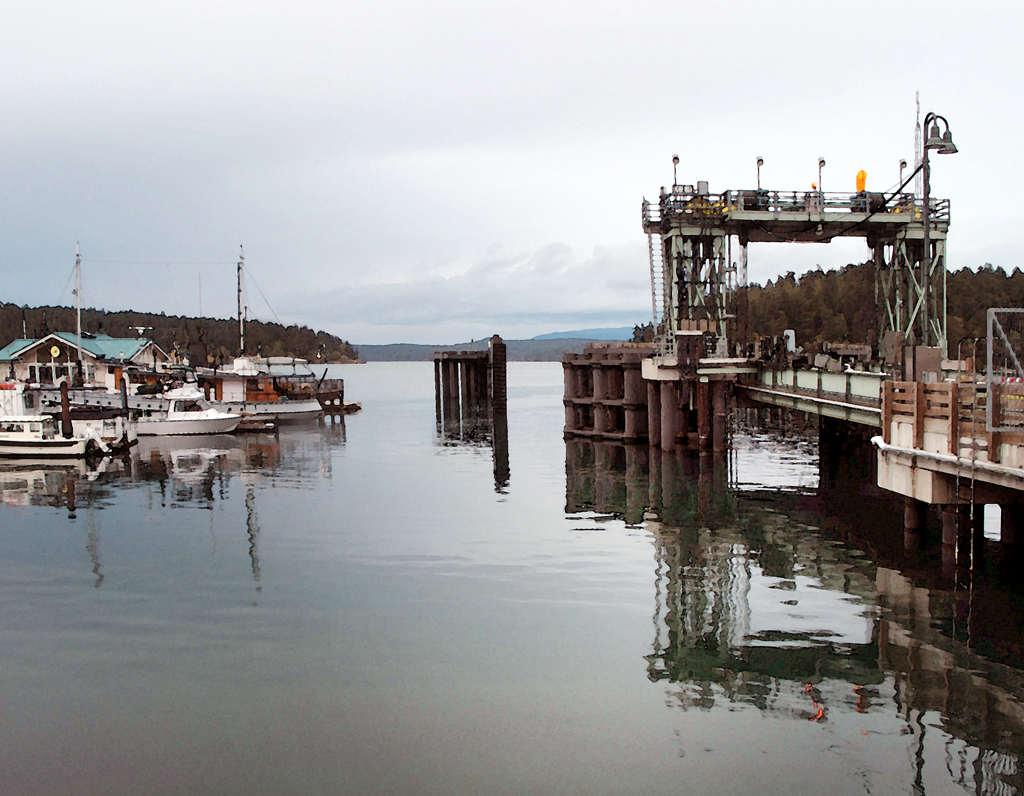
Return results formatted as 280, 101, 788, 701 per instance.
136, 416, 242, 436
0, 437, 89, 457
214, 399, 322, 424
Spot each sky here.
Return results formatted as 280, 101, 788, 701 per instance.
0, 1, 1019, 344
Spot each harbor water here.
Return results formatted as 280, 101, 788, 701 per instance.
1, 362, 1022, 795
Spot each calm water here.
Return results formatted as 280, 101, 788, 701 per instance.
1, 362, 1023, 795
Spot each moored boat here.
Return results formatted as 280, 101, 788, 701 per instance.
196, 357, 331, 424
135, 387, 242, 436
0, 415, 101, 457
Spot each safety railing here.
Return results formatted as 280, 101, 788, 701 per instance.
649, 187, 950, 223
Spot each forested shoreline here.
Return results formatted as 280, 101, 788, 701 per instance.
0, 303, 360, 364
747, 263, 1021, 351
5, 263, 1015, 363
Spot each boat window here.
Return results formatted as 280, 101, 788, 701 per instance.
0, 423, 24, 433
29, 423, 41, 433
181, 401, 203, 412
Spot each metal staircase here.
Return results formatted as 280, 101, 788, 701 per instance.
647, 230, 671, 356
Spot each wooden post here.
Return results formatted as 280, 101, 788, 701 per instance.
948, 380, 959, 455
460, 360, 471, 418
712, 380, 727, 454
563, 363, 577, 432
489, 335, 507, 415
913, 381, 925, 450
660, 381, 679, 451
434, 358, 442, 426
60, 381, 73, 439
989, 382, 1003, 463
443, 358, 459, 427
882, 381, 893, 444
647, 381, 661, 448
697, 380, 712, 452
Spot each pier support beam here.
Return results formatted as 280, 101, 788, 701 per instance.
660, 381, 679, 451
903, 499, 925, 553
696, 380, 711, 452
712, 381, 727, 454
646, 381, 661, 448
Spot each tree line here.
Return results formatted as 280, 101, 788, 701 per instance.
0, 303, 360, 364
746, 263, 1022, 352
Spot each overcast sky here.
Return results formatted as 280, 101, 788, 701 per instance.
0, 1, 1018, 344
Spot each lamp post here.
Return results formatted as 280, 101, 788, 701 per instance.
672, 155, 679, 187
817, 157, 825, 195
756, 156, 763, 191
920, 112, 958, 347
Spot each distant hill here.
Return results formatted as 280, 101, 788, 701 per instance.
532, 327, 635, 341
0, 303, 360, 364
354, 338, 605, 362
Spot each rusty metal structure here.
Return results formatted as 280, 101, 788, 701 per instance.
642, 181, 951, 360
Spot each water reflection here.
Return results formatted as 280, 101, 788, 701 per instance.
0, 456, 130, 515
566, 433, 1024, 794
436, 411, 511, 493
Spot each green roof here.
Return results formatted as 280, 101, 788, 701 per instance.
0, 332, 165, 362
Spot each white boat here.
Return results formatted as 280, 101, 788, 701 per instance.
0, 415, 101, 457
0, 382, 112, 457
135, 388, 242, 436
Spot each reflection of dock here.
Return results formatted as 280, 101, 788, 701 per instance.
567, 430, 1024, 791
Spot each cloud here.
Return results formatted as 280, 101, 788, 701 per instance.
287, 241, 651, 343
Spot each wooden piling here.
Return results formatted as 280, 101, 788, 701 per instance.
647, 381, 661, 447
660, 381, 679, 451
712, 380, 727, 453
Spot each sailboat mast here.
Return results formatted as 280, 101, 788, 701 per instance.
75, 243, 83, 364
237, 246, 245, 356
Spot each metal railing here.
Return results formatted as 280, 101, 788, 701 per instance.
649, 186, 950, 223
987, 308, 1024, 432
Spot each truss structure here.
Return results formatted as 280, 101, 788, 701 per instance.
643, 185, 950, 360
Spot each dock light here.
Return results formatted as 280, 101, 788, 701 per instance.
920, 111, 958, 346
817, 157, 826, 194
672, 155, 679, 186
856, 170, 867, 193
756, 156, 763, 190
899, 159, 907, 185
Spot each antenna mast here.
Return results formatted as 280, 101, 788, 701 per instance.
237, 245, 245, 356
914, 91, 923, 198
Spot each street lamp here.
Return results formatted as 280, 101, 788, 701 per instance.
817, 157, 825, 194
921, 111, 958, 347
756, 156, 763, 191
672, 155, 679, 187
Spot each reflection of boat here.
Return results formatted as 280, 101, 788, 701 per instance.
0, 458, 88, 506
0, 415, 102, 457
135, 388, 242, 436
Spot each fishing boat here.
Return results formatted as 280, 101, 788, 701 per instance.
135, 387, 242, 436
0, 415, 105, 457
195, 357, 334, 424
